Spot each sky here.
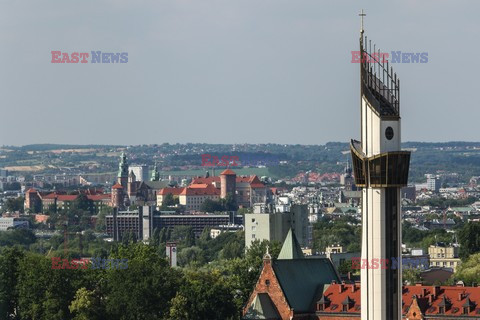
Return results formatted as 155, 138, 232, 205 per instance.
0, 0, 479, 146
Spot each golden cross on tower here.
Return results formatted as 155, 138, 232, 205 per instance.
359, 9, 366, 34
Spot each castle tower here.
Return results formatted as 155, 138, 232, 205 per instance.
128, 170, 137, 197
151, 162, 160, 181
111, 183, 124, 208
350, 13, 411, 320
220, 169, 236, 200
117, 152, 129, 189
24, 188, 40, 212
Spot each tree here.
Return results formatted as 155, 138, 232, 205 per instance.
178, 246, 206, 267
162, 193, 175, 206
69, 287, 104, 320
338, 259, 354, 275
200, 199, 224, 212
0, 247, 25, 319
170, 226, 195, 247
16, 252, 92, 320
454, 253, 480, 285
168, 270, 236, 320
72, 194, 93, 213
0, 229, 36, 248
4, 197, 24, 213
223, 193, 238, 211
105, 243, 181, 320
220, 241, 244, 260
458, 222, 480, 258
403, 268, 422, 285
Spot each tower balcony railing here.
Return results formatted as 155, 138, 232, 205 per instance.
350, 140, 410, 188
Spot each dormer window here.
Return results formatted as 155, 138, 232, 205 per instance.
439, 307, 444, 314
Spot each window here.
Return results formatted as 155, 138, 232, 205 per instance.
439, 307, 444, 314
252, 234, 256, 239
251, 226, 256, 231
265, 280, 270, 286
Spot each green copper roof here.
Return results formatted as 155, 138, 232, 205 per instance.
272, 258, 340, 313
278, 229, 304, 260
117, 152, 128, 178
243, 293, 281, 320
150, 163, 160, 181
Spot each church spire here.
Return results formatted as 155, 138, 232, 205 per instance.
151, 162, 160, 181
117, 152, 128, 178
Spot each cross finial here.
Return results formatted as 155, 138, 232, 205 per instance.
359, 9, 366, 34
264, 245, 272, 260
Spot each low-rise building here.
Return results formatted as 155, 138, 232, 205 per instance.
428, 243, 461, 272
0, 217, 29, 231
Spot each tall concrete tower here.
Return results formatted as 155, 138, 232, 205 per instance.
350, 15, 411, 320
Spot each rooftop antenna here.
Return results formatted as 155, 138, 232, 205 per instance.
359, 9, 366, 34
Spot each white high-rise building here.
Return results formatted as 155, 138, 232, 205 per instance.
350, 21, 411, 320
128, 165, 149, 182
426, 174, 440, 192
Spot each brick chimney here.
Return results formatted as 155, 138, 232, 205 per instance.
433, 286, 440, 297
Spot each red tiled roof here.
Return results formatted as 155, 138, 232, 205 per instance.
158, 187, 185, 196
236, 176, 251, 183
189, 183, 210, 188
87, 194, 111, 201
112, 183, 123, 189
42, 193, 78, 201
319, 283, 480, 317
26, 188, 37, 193
181, 184, 220, 196
220, 169, 236, 176
191, 177, 220, 184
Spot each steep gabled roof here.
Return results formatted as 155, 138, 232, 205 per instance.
277, 229, 304, 260
243, 293, 281, 320
272, 258, 340, 313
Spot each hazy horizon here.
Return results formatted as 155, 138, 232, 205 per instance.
2, 140, 480, 148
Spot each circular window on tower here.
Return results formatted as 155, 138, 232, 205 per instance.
385, 127, 394, 140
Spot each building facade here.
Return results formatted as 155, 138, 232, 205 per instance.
428, 243, 462, 272
244, 204, 309, 249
